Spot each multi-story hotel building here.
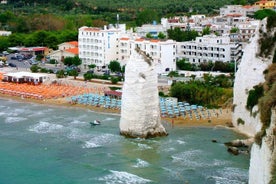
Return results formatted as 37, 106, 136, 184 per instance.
118, 38, 177, 73
177, 34, 242, 64
78, 24, 126, 69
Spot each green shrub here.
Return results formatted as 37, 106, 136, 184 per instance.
259, 83, 276, 128
40, 68, 49, 73
110, 77, 119, 84
83, 73, 93, 81
267, 13, 276, 30
246, 84, 264, 112
255, 129, 266, 146
237, 118, 245, 125
49, 59, 57, 64
30, 65, 40, 73
56, 70, 66, 78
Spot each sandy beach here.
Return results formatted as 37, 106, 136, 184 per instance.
0, 91, 233, 128
0, 70, 233, 128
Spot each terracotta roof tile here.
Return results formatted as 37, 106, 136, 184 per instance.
65, 48, 78, 55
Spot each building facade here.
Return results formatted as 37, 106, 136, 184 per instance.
118, 38, 177, 74
176, 34, 242, 64
78, 25, 126, 69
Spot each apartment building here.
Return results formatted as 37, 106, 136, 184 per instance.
176, 34, 242, 64
118, 37, 177, 74
78, 24, 126, 69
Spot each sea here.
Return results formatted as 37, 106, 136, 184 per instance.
0, 98, 249, 184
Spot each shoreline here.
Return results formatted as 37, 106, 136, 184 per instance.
0, 92, 234, 129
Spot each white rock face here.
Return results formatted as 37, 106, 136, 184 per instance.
233, 20, 272, 136
233, 18, 276, 184
119, 48, 167, 138
249, 110, 276, 184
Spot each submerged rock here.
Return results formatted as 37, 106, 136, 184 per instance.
119, 47, 167, 138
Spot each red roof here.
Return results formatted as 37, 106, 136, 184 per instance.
226, 14, 242, 17
104, 90, 122, 97
135, 38, 144, 42
33, 47, 46, 51
243, 5, 253, 9
83, 27, 101, 32
120, 37, 130, 41
150, 39, 159, 43
67, 41, 78, 47
20, 47, 47, 52
65, 48, 78, 55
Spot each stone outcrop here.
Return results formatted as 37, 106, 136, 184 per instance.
119, 47, 168, 138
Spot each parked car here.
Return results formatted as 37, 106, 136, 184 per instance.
8, 63, 17, 67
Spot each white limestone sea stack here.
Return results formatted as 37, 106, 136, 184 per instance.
119, 47, 168, 138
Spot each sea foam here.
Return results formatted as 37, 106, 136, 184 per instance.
82, 133, 117, 149
5, 116, 27, 123
98, 170, 151, 184
28, 121, 64, 134
132, 158, 150, 168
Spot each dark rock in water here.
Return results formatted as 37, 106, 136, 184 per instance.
212, 139, 218, 143
224, 138, 254, 148
120, 130, 168, 139
227, 146, 239, 155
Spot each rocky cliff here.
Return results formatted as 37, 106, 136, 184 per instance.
233, 19, 271, 136
119, 47, 167, 138
233, 16, 276, 184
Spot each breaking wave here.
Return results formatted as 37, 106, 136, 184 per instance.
98, 170, 151, 184
28, 121, 64, 134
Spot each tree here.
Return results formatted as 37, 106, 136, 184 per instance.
230, 27, 239, 33
158, 32, 166, 39
56, 70, 66, 78
83, 72, 93, 81
176, 59, 193, 70
63, 56, 81, 66
136, 9, 158, 26
0, 36, 9, 51
202, 26, 211, 35
72, 56, 81, 66
63, 57, 73, 66
168, 27, 199, 42
88, 64, 96, 69
68, 69, 79, 79
254, 9, 276, 20
146, 32, 153, 39
168, 71, 179, 77
30, 65, 40, 73
108, 60, 121, 73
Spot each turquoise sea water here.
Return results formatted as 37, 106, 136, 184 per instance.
0, 98, 249, 184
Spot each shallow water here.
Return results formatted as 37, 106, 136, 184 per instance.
0, 98, 249, 184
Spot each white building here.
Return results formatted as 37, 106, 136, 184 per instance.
48, 41, 78, 62
58, 41, 78, 51
176, 34, 242, 64
0, 30, 11, 36
135, 22, 167, 38
118, 37, 177, 74
78, 24, 126, 69
220, 5, 248, 17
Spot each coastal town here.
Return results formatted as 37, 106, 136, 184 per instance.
0, 0, 275, 183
